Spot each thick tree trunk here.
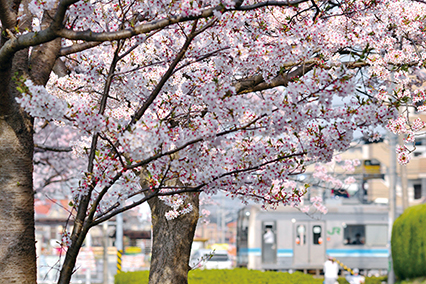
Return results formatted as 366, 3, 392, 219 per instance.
0, 52, 36, 283
0, 110, 36, 284
0, 3, 60, 281
148, 192, 200, 284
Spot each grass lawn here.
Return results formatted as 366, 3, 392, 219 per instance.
115, 268, 390, 284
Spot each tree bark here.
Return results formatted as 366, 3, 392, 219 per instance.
0, 50, 36, 283
0, 2, 61, 282
148, 192, 200, 284
0, 117, 35, 284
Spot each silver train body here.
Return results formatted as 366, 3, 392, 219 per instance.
236, 204, 390, 272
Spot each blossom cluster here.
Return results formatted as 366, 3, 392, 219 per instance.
60, 231, 72, 249
17, 80, 67, 121
311, 196, 328, 214
164, 203, 194, 220
396, 145, 411, 165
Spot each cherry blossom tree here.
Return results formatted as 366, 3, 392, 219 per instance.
1, 0, 426, 283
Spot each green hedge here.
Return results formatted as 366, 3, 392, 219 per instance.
115, 269, 386, 284
392, 204, 426, 280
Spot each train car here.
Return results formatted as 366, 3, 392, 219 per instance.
236, 204, 390, 274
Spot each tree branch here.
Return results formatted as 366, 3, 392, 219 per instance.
34, 144, 73, 152
90, 186, 201, 226
233, 59, 370, 95
0, 0, 80, 66
59, 41, 102, 56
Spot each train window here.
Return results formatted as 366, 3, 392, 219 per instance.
365, 225, 388, 246
343, 225, 365, 245
263, 225, 275, 244
296, 225, 306, 245
312, 225, 322, 245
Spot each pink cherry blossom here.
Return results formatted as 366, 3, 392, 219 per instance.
398, 152, 411, 165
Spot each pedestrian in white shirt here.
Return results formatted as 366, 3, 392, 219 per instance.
324, 256, 339, 284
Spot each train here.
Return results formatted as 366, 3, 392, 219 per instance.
236, 203, 391, 275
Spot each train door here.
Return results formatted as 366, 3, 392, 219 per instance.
261, 221, 277, 264
293, 221, 325, 267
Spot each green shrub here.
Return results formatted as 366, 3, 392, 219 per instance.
392, 204, 426, 280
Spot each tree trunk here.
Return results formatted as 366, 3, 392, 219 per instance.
0, 3, 60, 281
148, 192, 200, 284
0, 111, 36, 284
0, 51, 36, 283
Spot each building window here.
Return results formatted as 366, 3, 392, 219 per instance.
414, 184, 422, 200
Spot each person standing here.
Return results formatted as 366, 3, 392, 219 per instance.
324, 256, 339, 284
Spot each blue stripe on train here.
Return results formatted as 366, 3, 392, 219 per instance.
240, 248, 388, 257
326, 249, 389, 257
277, 249, 293, 257
239, 248, 293, 257
239, 248, 261, 256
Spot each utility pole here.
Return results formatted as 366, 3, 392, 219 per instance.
388, 132, 397, 284
220, 193, 225, 243
221, 205, 226, 243
401, 164, 408, 210
398, 135, 409, 210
